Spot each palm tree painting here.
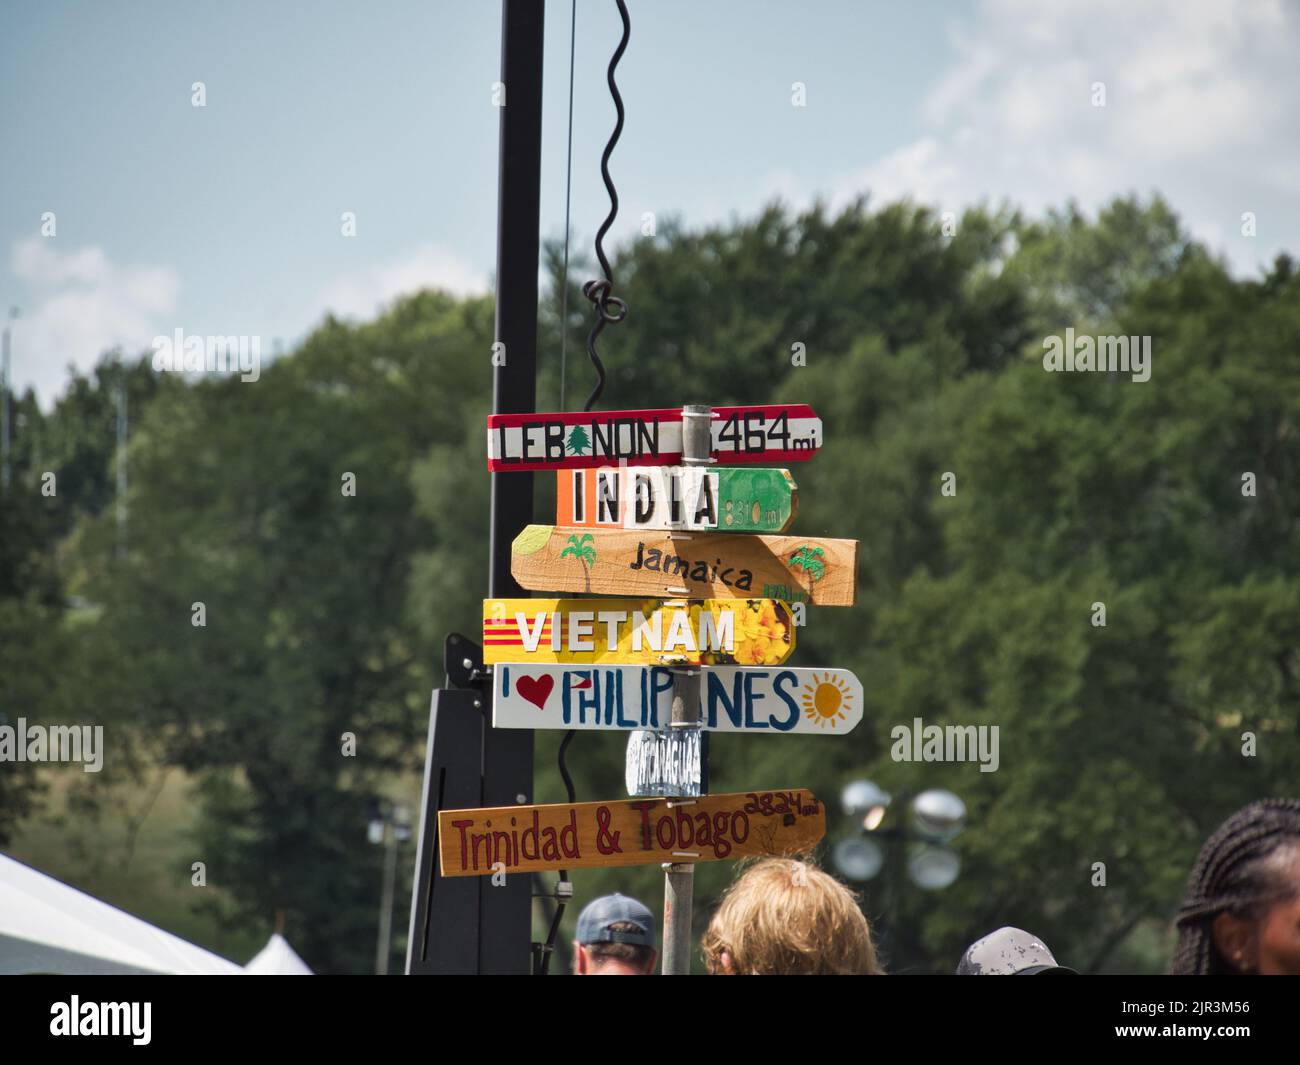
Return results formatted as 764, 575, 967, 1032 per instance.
788, 545, 826, 583
560, 533, 597, 593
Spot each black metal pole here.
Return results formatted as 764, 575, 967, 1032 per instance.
481, 0, 544, 975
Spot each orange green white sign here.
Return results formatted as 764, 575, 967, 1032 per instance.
556, 466, 798, 533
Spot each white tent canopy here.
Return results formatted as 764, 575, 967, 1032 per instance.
245, 932, 313, 975
0, 851, 243, 975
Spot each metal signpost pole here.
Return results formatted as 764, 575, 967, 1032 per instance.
1, 313, 12, 494
116, 376, 127, 557
479, 0, 545, 976
660, 404, 712, 974
406, 0, 543, 975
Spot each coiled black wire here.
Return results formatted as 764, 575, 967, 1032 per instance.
541, 0, 632, 976
580, 0, 631, 415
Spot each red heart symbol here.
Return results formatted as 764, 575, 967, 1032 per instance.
516, 674, 554, 710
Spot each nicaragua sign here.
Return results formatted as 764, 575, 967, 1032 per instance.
492, 664, 863, 734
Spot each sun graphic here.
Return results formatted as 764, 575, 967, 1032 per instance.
800, 672, 854, 728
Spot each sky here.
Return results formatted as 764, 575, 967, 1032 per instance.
1, 0, 1297, 405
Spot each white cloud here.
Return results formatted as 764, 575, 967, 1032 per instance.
832, 137, 958, 208
8, 239, 181, 405
826, 0, 1300, 273
308, 243, 488, 323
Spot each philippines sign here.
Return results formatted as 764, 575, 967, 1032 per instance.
492, 664, 863, 734
556, 466, 797, 533
481, 597, 795, 666
438, 789, 826, 876
486, 404, 822, 471
510, 525, 857, 606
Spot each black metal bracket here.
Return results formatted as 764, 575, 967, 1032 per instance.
443, 632, 489, 691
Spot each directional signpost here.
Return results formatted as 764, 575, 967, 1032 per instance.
492, 664, 864, 733
456, 400, 856, 975
481, 597, 796, 666
438, 790, 825, 876
416, 6, 848, 979
511, 525, 858, 605
487, 404, 822, 471
556, 466, 798, 532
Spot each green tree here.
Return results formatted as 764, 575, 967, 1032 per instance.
788, 545, 826, 582
529, 196, 1299, 973
1, 357, 172, 844
566, 425, 591, 455
66, 293, 492, 971
15, 193, 1296, 979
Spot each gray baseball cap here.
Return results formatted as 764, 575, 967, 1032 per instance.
576, 893, 655, 947
957, 926, 1077, 975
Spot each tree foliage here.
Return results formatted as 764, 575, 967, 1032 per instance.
5, 196, 1297, 973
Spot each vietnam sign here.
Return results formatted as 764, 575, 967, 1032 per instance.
510, 525, 857, 606
481, 597, 795, 666
438, 789, 826, 876
486, 404, 822, 471
492, 664, 863, 733
556, 466, 797, 533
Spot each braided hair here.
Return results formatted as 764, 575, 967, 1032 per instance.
1171, 798, 1300, 974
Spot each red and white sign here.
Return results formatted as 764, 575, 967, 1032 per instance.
486, 405, 822, 472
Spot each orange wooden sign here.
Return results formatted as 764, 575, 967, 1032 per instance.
438, 789, 825, 876
511, 525, 857, 606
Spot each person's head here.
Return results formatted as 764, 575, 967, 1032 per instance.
702, 857, 883, 975
573, 893, 657, 975
956, 926, 1076, 975
1172, 798, 1300, 975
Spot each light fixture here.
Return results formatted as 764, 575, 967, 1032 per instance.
910, 789, 966, 843
841, 779, 891, 831
832, 837, 884, 882
394, 804, 413, 843
907, 844, 961, 890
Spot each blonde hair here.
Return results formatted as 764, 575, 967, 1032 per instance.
701, 857, 884, 975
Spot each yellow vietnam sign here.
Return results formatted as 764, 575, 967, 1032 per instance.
481, 598, 796, 666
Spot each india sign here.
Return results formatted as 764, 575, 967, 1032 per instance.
556, 466, 797, 533
481, 597, 795, 666
492, 664, 863, 734
438, 789, 826, 876
486, 404, 822, 471
510, 525, 857, 606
